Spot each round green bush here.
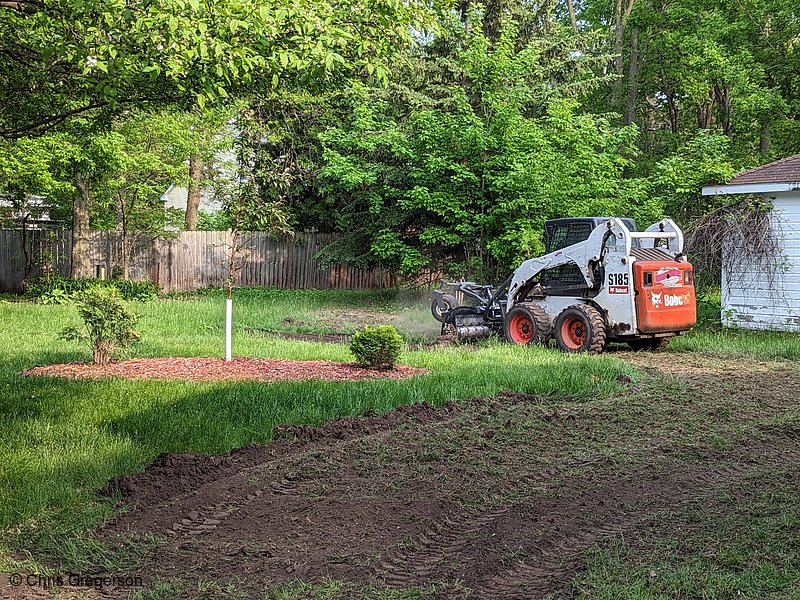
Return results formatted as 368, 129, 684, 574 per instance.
349, 325, 404, 370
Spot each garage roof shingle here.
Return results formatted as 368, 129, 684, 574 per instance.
729, 154, 800, 185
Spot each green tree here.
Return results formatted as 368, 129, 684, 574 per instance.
40, 129, 127, 279
314, 16, 653, 278
0, 0, 433, 138
0, 136, 70, 286
580, 0, 800, 162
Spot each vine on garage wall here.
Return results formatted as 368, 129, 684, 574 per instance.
687, 197, 789, 299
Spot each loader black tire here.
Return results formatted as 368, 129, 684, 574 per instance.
504, 303, 552, 346
554, 304, 607, 354
627, 337, 670, 352
431, 294, 458, 323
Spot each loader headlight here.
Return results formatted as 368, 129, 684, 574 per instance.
684, 270, 692, 286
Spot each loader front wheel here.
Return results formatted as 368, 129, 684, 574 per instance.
554, 304, 607, 354
431, 294, 458, 323
504, 304, 552, 346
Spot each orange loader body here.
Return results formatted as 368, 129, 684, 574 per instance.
633, 261, 697, 334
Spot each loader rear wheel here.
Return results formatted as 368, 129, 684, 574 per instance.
504, 304, 552, 346
431, 294, 457, 323
554, 304, 607, 354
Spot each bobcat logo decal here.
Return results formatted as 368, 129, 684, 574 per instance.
651, 291, 663, 307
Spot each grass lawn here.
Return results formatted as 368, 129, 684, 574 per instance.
0, 289, 629, 561
1, 287, 799, 598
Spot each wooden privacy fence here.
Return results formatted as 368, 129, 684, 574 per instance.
0, 230, 396, 293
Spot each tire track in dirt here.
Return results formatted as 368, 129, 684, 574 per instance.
104, 399, 473, 538
379, 506, 511, 585
377, 435, 800, 597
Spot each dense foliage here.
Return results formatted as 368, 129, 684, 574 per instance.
314, 24, 655, 277
243, 2, 798, 279
2, 0, 798, 282
28, 275, 159, 304
0, 0, 432, 138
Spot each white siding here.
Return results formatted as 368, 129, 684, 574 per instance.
722, 192, 800, 331
161, 186, 223, 214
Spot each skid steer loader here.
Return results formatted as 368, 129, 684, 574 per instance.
431, 217, 696, 353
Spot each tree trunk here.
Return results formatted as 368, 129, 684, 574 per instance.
667, 93, 679, 134
759, 119, 770, 154
458, 0, 470, 23
611, 0, 636, 109
71, 175, 92, 279
566, 0, 578, 32
624, 26, 640, 125
697, 97, 713, 129
714, 84, 732, 135
115, 192, 125, 233
185, 153, 203, 230
20, 214, 32, 290
659, 65, 679, 134
482, 0, 508, 44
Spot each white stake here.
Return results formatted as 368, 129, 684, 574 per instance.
225, 297, 233, 362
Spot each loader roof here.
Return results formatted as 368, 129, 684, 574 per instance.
544, 217, 636, 254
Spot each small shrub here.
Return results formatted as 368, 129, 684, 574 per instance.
350, 325, 404, 370
59, 286, 141, 365
28, 274, 159, 303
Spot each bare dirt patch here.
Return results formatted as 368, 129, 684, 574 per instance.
22, 357, 428, 383
283, 308, 404, 332
78, 354, 800, 599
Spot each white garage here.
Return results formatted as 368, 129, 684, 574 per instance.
702, 154, 800, 332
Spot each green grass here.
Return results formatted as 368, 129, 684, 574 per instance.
0, 288, 631, 565
670, 290, 800, 360
671, 328, 800, 360
3, 286, 800, 584
133, 578, 448, 600
573, 470, 800, 599
263, 579, 446, 600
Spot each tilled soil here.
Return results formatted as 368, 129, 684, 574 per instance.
15, 353, 800, 599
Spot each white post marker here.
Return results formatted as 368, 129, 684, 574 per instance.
225, 297, 233, 362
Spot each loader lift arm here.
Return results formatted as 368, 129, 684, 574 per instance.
506, 218, 682, 306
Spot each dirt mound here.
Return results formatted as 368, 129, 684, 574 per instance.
22, 356, 428, 383
101, 399, 465, 508
99, 444, 286, 506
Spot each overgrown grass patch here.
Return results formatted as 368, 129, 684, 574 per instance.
673, 289, 800, 360
673, 328, 800, 361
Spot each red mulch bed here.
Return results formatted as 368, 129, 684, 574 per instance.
22, 357, 429, 383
